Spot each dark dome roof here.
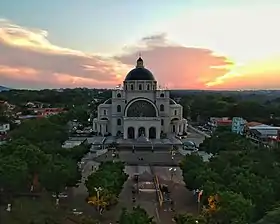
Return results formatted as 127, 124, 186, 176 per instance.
125, 57, 155, 81
125, 68, 155, 81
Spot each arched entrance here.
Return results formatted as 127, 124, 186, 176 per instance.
127, 127, 135, 139
116, 131, 122, 137
138, 127, 146, 137
172, 125, 176, 133
149, 127, 156, 139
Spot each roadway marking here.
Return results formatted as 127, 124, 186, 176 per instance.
155, 203, 161, 223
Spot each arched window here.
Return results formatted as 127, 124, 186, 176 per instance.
160, 104, 164, 112
174, 110, 177, 115
161, 119, 164, 126
160, 93, 164, 97
147, 84, 150, 90
117, 105, 121, 113
117, 118, 121, 126
117, 93, 121, 98
139, 84, 142, 90
105, 125, 108, 132
127, 100, 157, 117
103, 110, 107, 115
131, 84, 134, 90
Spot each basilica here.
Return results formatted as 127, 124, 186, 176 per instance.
93, 57, 188, 140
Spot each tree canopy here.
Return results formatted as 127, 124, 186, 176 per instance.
118, 206, 155, 224
0, 112, 87, 211
86, 161, 128, 209
180, 128, 280, 223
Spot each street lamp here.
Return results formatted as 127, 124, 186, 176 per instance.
94, 187, 103, 213
169, 168, 177, 181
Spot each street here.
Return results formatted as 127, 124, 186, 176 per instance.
182, 130, 206, 147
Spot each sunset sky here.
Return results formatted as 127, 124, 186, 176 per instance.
0, 0, 280, 90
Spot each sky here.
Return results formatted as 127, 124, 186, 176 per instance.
0, 0, 280, 90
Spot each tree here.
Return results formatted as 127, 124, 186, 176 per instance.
0, 156, 29, 211
10, 118, 67, 144
180, 128, 280, 222
118, 206, 155, 224
12, 143, 49, 189
56, 144, 90, 162
86, 161, 128, 209
255, 205, 280, 224
174, 213, 206, 224
39, 156, 81, 204
204, 191, 253, 224
180, 153, 206, 190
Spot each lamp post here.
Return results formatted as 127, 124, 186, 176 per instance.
169, 168, 176, 181
94, 187, 103, 213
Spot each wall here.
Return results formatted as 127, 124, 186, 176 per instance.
123, 117, 161, 139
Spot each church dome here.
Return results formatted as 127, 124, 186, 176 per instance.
125, 57, 155, 81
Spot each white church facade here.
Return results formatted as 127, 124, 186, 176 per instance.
93, 57, 188, 140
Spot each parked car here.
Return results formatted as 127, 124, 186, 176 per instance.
183, 141, 198, 151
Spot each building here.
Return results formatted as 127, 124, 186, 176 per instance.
231, 117, 247, 135
92, 57, 188, 140
62, 137, 87, 149
244, 123, 280, 147
27, 107, 65, 117
210, 117, 232, 128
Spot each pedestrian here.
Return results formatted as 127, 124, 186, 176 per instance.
91, 165, 94, 171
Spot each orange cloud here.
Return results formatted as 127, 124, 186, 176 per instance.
206, 56, 280, 90
0, 19, 127, 89
117, 34, 233, 89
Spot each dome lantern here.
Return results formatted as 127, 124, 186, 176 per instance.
136, 56, 144, 68
124, 56, 156, 81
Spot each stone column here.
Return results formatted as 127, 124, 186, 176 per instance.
176, 124, 180, 134
124, 127, 127, 139
135, 127, 138, 139
102, 124, 105, 136
156, 127, 160, 139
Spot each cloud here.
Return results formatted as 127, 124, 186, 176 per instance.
206, 56, 280, 90
117, 33, 233, 89
0, 20, 233, 89
0, 19, 128, 89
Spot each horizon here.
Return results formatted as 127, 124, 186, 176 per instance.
0, 0, 280, 90
2, 85, 279, 92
